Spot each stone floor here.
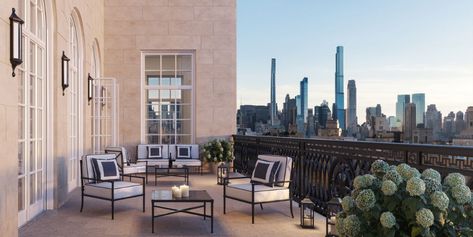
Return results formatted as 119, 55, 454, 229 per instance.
19, 174, 327, 237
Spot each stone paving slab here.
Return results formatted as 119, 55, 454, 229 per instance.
20, 174, 327, 237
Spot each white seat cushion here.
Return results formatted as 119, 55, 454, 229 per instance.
226, 183, 289, 203
174, 159, 202, 167
85, 181, 143, 199
122, 163, 146, 174
139, 159, 169, 166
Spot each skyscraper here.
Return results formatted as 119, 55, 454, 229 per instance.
404, 103, 417, 142
425, 104, 442, 141
396, 94, 410, 129
455, 111, 466, 134
346, 80, 357, 133
335, 46, 346, 130
300, 77, 308, 123
411, 93, 425, 126
270, 58, 277, 126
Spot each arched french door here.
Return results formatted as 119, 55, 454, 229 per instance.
17, 0, 47, 227
67, 13, 83, 192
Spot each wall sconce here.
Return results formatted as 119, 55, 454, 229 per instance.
61, 51, 70, 95
10, 8, 24, 77
88, 73, 94, 102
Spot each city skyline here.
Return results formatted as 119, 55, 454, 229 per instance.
237, 0, 473, 120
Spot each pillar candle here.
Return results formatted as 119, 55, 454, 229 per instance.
180, 185, 190, 197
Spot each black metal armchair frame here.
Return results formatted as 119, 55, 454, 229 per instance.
104, 147, 149, 184
79, 159, 146, 220
223, 176, 294, 224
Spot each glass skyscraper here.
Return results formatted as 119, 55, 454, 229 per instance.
300, 77, 308, 123
335, 46, 345, 130
411, 93, 425, 126
270, 58, 277, 126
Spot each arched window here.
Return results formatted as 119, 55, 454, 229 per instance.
68, 13, 82, 191
17, 0, 47, 227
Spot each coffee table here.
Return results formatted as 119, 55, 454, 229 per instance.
153, 165, 189, 185
151, 190, 214, 233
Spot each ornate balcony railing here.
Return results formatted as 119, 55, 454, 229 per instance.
232, 135, 473, 214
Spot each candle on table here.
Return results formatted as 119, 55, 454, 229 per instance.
180, 184, 189, 197
172, 186, 179, 197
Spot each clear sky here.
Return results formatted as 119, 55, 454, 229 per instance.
237, 0, 473, 120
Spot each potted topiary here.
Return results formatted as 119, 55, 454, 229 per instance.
335, 160, 473, 237
201, 139, 234, 174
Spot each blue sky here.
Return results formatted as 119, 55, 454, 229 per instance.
237, 0, 473, 120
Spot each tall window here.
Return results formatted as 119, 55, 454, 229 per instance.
68, 15, 81, 191
142, 53, 194, 144
17, 0, 46, 227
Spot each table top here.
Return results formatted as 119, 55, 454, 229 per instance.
151, 190, 213, 202
154, 165, 188, 169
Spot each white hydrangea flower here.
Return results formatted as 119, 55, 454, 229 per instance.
380, 212, 396, 229
381, 180, 397, 196
406, 177, 426, 196
416, 208, 434, 228
421, 168, 442, 183
451, 185, 471, 205
431, 191, 449, 211
355, 189, 376, 211
444, 173, 466, 188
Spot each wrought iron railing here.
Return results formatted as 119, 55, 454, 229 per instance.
232, 135, 473, 214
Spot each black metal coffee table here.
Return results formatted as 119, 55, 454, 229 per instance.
151, 190, 214, 233
153, 165, 189, 185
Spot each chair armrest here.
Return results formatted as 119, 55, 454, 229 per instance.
81, 177, 100, 183
269, 180, 292, 186
122, 174, 145, 184
224, 176, 251, 181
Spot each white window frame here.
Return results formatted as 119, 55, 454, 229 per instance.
17, 0, 47, 227
140, 51, 195, 144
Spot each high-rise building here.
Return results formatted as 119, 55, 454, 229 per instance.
300, 77, 308, 123
466, 107, 473, 130
443, 112, 456, 139
238, 105, 271, 132
346, 80, 357, 134
335, 46, 346, 130
411, 93, 425, 126
375, 104, 382, 117
366, 107, 377, 125
306, 108, 315, 137
295, 95, 304, 134
396, 94, 410, 129
270, 58, 277, 126
316, 101, 331, 129
425, 104, 442, 141
404, 103, 417, 142
455, 111, 466, 134
282, 94, 297, 132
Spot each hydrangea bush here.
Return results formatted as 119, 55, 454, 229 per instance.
335, 160, 473, 237
201, 139, 233, 163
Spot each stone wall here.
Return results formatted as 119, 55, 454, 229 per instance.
104, 0, 237, 157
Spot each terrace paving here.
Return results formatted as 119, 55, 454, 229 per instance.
19, 173, 327, 237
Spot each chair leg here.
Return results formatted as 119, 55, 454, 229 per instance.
112, 200, 115, 220
260, 203, 263, 210
290, 199, 294, 218
143, 195, 145, 212
223, 186, 226, 214
80, 191, 84, 212
252, 203, 255, 224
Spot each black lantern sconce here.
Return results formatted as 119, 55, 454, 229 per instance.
87, 73, 94, 102
61, 51, 70, 95
10, 8, 24, 77
300, 197, 315, 229
217, 163, 230, 185
326, 197, 342, 237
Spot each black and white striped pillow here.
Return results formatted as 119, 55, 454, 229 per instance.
251, 159, 281, 186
